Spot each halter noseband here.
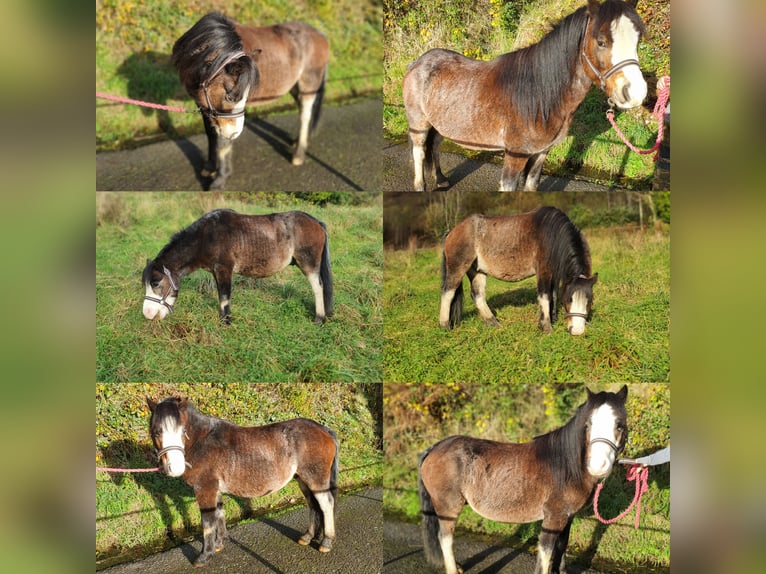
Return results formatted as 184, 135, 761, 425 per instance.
144, 266, 178, 314
590, 436, 622, 454
580, 17, 640, 94
565, 312, 589, 321
199, 51, 249, 119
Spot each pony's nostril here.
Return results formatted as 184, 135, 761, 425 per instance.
622, 84, 631, 102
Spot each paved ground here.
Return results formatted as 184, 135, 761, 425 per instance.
383, 520, 607, 574
99, 488, 382, 574
383, 143, 617, 192
97, 99, 383, 192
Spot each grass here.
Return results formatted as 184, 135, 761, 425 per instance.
96, 0, 383, 151
383, 0, 671, 188
96, 192, 382, 383
96, 382, 383, 568
383, 212, 669, 384
383, 382, 670, 572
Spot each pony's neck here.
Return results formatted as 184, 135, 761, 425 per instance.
155, 235, 202, 279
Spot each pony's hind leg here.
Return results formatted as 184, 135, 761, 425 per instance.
427, 129, 450, 190
292, 89, 316, 166
314, 490, 336, 552
500, 151, 528, 191
409, 128, 430, 191
523, 151, 549, 191
466, 267, 499, 326
307, 270, 327, 324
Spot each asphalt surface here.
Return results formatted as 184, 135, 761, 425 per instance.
383, 142, 616, 192
97, 98, 383, 192
100, 488, 382, 574
383, 520, 607, 574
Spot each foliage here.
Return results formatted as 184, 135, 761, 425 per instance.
96, 0, 383, 151
96, 382, 383, 567
96, 192, 382, 383
383, 382, 670, 570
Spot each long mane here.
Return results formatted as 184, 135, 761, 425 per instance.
534, 206, 591, 294
495, 7, 589, 123
153, 209, 235, 264
534, 399, 591, 490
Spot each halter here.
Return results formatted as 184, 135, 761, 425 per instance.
144, 266, 178, 314
565, 312, 589, 321
199, 50, 249, 119
155, 431, 192, 469
590, 436, 622, 454
580, 17, 641, 94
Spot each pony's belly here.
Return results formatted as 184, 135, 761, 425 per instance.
471, 502, 543, 524
476, 254, 535, 282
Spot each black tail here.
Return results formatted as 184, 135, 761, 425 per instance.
309, 68, 326, 133
328, 427, 339, 514
418, 448, 443, 567
423, 127, 438, 176
319, 221, 334, 317
441, 240, 463, 328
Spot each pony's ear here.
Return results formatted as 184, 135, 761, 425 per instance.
146, 397, 157, 412
590, 273, 599, 285
179, 397, 188, 410
625, 0, 639, 8
616, 384, 628, 401
587, 0, 601, 18
586, 387, 594, 399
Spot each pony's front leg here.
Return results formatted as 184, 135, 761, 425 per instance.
213, 267, 233, 324
551, 519, 573, 574
194, 487, 222, 566
537, 283, 554, 334
523, 152, 549, 191
200, 115, 233, 190
500, 151, 527, 191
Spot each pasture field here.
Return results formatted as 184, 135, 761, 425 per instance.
96, 192, 382, 383
96, 382, 382, 567
96, 0, 383, 151
383, 223, 669, 383
384, 0, 671, 188
383, 382, 670, 571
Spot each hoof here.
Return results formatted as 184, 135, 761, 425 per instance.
291, 154, 305, 166
194, 555, 210, 567
220, 315, 232, 325
298, 533, 312, 546
313, 314, 326, 325
539, 322, 553, 334
319, 538, 333, 553
436, 180, 450, 190
484, 317, 500, 327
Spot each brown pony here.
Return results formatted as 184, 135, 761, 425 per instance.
147, 397, 339, 566
440, 206, 597, 335
419, 386, 628, 574
173, 12, 329, 189
403, 0, 647, 191
142, 209, 333, 324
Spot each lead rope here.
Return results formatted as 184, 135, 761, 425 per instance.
97, 466, 160, 473
606, 76, 670, 160
593, 464, 649, 529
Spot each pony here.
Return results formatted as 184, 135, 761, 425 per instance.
419, 385, 628, 574
173, 12, 329, 189
440, 206, 597, 335
142, 209, 333, 324
403, 0, 647, 191
147, 397, 339, 566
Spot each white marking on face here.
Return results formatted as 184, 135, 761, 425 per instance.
568, 290, 588, 336
609, 15, 647, 108
217, 92, 249, 140
159, 419, 186, 477
143, 283, 175, 320
587, 404, 619, 477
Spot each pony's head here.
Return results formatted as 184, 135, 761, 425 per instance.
582, 0, 647, 109
146, 397, 190, 477
142, 259, 179, 321
564, 273, 598, 335
584, 385, 628, 478
172, 12, 259, 140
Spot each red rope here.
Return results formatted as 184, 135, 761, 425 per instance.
606, 76, 670, 160
593, 464, 649, 529
96, 92, 197, 114
97, 466, 160, 473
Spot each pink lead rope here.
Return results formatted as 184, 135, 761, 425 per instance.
96, 92, 198, 114
593, 464, 649, 529
606, 76, 670, 160
97, 466, 160, 473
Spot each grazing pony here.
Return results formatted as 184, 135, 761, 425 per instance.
173, 12, 329, 189
440, 206, 597, 335
403, 0, 647, 191
147, 397, 339, 565
419, 385, 628, 574
142, 209, 333, 324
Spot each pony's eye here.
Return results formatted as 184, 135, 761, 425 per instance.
597, 39, 607, 48
151, 280, 160, 289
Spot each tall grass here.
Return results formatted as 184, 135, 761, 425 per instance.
383, 0, 671, 187
96, 0, 383, 150
96, 382, 383, 567
383, 225, 670, 383
96, 192, 382, 383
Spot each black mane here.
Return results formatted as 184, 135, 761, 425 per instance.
153, 209, 235, 265
534, 206, 591, 294
496, 0, 644, 123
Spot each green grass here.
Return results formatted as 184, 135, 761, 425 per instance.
383, 226, 669, 384
383, 0, 671, 188
96, 382, 383, 567
383, 382, 670, 572
96, 0, 383, 151
96, 192, 382, 383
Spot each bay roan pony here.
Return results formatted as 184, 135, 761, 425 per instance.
147, 397, 339, 566
403, 0, 647, 191
440, 206, 597, 335
419, 385, 628, 574
142, 209, 333, 324
173, 12, 329, 189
